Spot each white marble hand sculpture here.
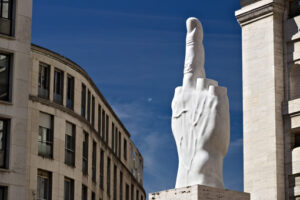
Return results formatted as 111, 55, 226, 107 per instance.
171, 17, 230, 189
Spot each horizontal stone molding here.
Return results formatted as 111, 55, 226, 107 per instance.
236, 1, 284, 26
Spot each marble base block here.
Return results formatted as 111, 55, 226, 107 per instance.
149, 185, 250, 200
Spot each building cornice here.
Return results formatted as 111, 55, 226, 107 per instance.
31, 44, 132, 139
236, 1, 284, 26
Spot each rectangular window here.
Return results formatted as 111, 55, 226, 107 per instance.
38, 112, 53, 158
0, 118, 8, 168
98, 105, 101, 136
82, 132, 88, 175
107, 157, 111, 197
81, 84, 86, 117
65, 122, 75, 166
0, 186, 8, 200
0, 0, 13, 35
136, 190, 139, 200
118, 131, 121, 158
92, 141, 97, 182
106, 115, 109, 144
111, 122, 115, 151
290, 0, 300, 18
123, 139, 127, 161
91, 192, 95, 200
100, 149, 104, 190
82, 185, 87, 200
64, 177, 74, 200
0, 53, 10, 101
92, 96, 95, 127
66, 75, 74, 110
131, 184, 134, 200
294, 133, 300, 148
53, 69, 63, 104
141, 196, 143, 200
115, 128, 118, 154
113, 165, 117, 200
120, 171, 123, 200
125, 184, 129, 200
37, 169, 52, 200
38, 63, 50, 99
87, 90, 91, 122
102, 110, 105, 139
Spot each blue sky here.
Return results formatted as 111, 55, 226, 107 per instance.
32, 0, 243, 194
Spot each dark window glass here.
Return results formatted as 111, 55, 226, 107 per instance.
82, 132, 88, 174
115, 128, 118, 154
290, 0, 300, 18
92, 141, 97, 182
136, 190, 139, 200
81, 84, 86, 117
0, 118, 8, 168
92, 96, 95, 127
100, 149, 104, 189
125, 184, 129, 200
53, 69, 63, 104
98, 105, 101, 136
295, 133, 300, 148
82, 185, 87, 200
123, 139, 127, 161
91, 192, 95, 200
65, 122, 75, 166
107, 157, 111, 196
118, 131, 121, 158
64, 177, 74, 200
87, 90, 91, 122
106, 115, 109, 144
0, 0, 13, 35
101, 111, 105, 138
38, 112, 53, 158
66, 75, 74, 110
111, 123, 115, 151
120, 171, 123, 200
0, 54, 10, 101
113, 165, 117, 200
37, 170, 52, 200
0, 186, 7, 200
141, 196, 143, 200
131, 185, 134, 200
38, 63, 50, 99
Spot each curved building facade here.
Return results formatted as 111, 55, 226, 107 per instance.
0, 0, 145, 200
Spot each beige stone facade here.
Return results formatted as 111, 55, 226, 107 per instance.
236, 0, 300, 199
0, 1, 145, 200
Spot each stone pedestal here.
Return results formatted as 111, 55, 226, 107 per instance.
149, 185, 250, 200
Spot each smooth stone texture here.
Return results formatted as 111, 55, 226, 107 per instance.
171, 17, 230, 189
149, 185, 250, 200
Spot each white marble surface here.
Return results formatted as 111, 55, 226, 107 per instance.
171, 17, 230, 189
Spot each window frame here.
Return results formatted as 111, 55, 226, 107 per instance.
65, 121, 76, 167
92, 140, 97, 182
53, 68, 64, 105
82, 131, 89, 175
99, 149, 104, 190
0, 118, 9, 169
107, 157, 111, 197
0, 186, 8, 200
0, 0, 14, 36
0, 52, 12, 102
81, 84, 86, 118
37, 169, 52, 200
91, 95, 95, 127
38, 112, 53, 159
66, 74, 74, 110
64, 177, 74, 200
38, 62, 50, 99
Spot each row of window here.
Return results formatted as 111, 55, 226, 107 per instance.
38, 63, 74, 109
36, 168, 144, 200
37, 62, 136, 167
